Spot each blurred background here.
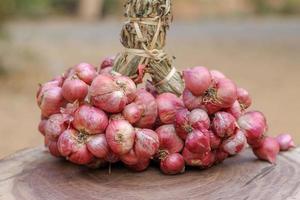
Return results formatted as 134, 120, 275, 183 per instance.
0, 0, 299, 158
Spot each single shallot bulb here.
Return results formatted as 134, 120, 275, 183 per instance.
156, 93, 184, 124
212, 112, 237, 138
222, 129, 247, 155
183, 66, 212, 96
203, 78, 237, 109
134, 129, 159, 159
210, 70, 226, 83
100, 56, 115, 69
121, 149, 139, 166
182, 89, 203, 111
74, 63, 97, 85
86, 134, 109, 158
44, 114, 70, 141
276, 134, 295, 151
105, 120, 135, 155
252, 137, 280, 164
123, 103, 142, 124
38, 86, 65, 117
237, 88, 252, 110
156, 125, 184, 154
185, 130, 211, 154
189, 109, 210, 131
72, 104, 108, 134
238, 111, 268, 141
182, 148, 215, 168
90, 74, 136, 113
45, 136, 61, 157
160, 153, 185, 175
62, 77, 88, 102
133, 89, 158, 128
57, 129, 94, 165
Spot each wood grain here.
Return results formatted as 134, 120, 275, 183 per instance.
0, 147, 299, 200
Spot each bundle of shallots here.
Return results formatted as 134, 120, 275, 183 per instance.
36, 59, 295, 175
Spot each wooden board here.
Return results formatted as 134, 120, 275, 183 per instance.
0, 147, 299, 200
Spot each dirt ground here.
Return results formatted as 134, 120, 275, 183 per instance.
0, 18, 299, 158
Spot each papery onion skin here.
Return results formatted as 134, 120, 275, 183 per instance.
225, 100, 242, 119
156, 124, 184, 154
156, 93, 184, 124
183, 66, 212, 96
90, 74, 136, 113
214, 78, 237, 108
212, 112, 237, 138
121, 149, 139, 165
189, 109, 210, 131
38, 119, 47, 136
276, 133, 295, 151
252, 137, 280, 164
62, 78, 88, 102
74, 63, 97, 85
73, 105, 108, 135
105, 120, 135, 155
238, 111, 268, 141
123, 103, 142, 124
134, 89, 158, 128
210, 70, 226, 83
45, 136, 61, 157
100, 56, 115, 69
182, 89, 203, 111
182, 148, 215, 168
100, 66, 112, 75
160, 153, 185, 175
57, 129, 94, 165
237, 88, 252, 110
86, 134, 109, 158
204, 103, 222, 115
185, 130, 211, 154
44, 114, 69, 141
207, 130, 221, 150
215, 149, 229, 164
175, 109, 192, 140
135, 129, 159, 159
39, 86, 65, 117
222, 129, 247, 155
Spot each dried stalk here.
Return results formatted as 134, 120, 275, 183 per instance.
113, 0, 184, 96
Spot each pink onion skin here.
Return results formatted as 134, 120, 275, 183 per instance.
222, 129, 247, 155
100, 66, 112, 75
182, 89, 203, 111
146, 80, 159, 98
214, 78, 237, 108
74, 63, 97, 85
121, 149, 139, 166
253, 137, 280, 164
38, 119, 47, 136
183, 66, 212, 96
62, 78, 88, 102
247, 136, 264, 149
225, 100, 242, 119
39, 86, 65, 117
204, 103, 222, 115
156, 93, 184, 124
36, 80, 62, 104
212, 112, 237, 138
189, 109, 210, 131
135, 129, 159, 159
105, 120, 135, 155
44, 114, 69, 141
160, 153, 185, 175
237, 88, 252, 110
123, 103, 142, 124
215, 150, 229, 164
127, 159, 150, 172
156, 125, 184, 154
100, 56, 115, 69
104, 149, 120, 163
90, 74, 136, 113
185, 130, 211, 154
276, 134, 295, 151
133, 89, 158, 128
182, 148, 215, 168
207, 130, 221, 150
57, 129, 94, 165
72, 105, 108, 135
86, 134, 109, 158
238, 111, 268, 141
175, 109, 191, 140
109, 114, 125, 122
210, 70, 226, 83
45, 136, 61, 157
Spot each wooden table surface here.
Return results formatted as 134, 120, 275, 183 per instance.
0, 147, 299, 200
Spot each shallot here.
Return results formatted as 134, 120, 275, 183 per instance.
252, 137, 280, 164
212, 111, 237, 138
160, 153, 185, 175
276, 134, 295, 151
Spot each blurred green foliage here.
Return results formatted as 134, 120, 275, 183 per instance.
253, 0, 300, 14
